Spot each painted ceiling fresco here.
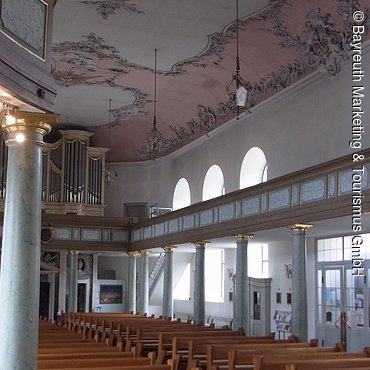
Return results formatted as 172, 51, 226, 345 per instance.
51, 0, 369, 161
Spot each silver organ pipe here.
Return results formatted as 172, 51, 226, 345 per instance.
0, 130, 106, 214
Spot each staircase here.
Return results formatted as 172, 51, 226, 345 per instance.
149, 253, 165, 297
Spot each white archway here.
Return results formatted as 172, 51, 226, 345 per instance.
202, 165, 225, 201
172, 178, 191, 211
239, 147, 267, 189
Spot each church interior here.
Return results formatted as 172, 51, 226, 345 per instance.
0, 0, 370, 369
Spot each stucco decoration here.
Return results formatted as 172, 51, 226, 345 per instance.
41, 252, 60, 268
79, 0, 144, 19
271, 1, 365, 75
51, 0, 369, 160
52, 33, 148, 123
137, 0, 367, 157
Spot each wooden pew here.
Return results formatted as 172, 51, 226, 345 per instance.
279, 358, 370, 370
183, 336, 295, 370
37, 357, 152, 369
155, 329, 242, 365
205, 341, 321, 370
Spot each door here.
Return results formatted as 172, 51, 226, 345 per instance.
321, 267, 343, 347
39, 281, 50, 319
77, 283, 86, 312
345, 267, 366, 351
319, 266, 368, 350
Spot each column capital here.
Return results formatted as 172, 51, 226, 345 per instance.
289, 223, 313, 232
234, 233, 254, 241
140, 249, 151, 255
192, 241, 209, 248
127, 251, 139, 257
163, 246, 177, 252
69, 250, 79, 255
2, 111, 58, 145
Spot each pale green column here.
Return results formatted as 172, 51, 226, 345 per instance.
0, 112, 57, 370
290, 224, 312, 342
162, 246, 176, 319
233, 233, 253, 334
68, 251, 79, 312
193, 241, 208, 324
139, 250, 150, 314
127, 251, 138, 313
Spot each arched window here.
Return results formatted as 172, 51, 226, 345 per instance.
239, 147, 268, 189
202, 165, 225, 201
172, 178, 191, 211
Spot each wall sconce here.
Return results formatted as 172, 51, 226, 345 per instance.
227, 268, 234, 280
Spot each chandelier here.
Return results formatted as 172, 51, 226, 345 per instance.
104, 99, 117, 184
226, 0, 248, 117
146, 48, 164, 161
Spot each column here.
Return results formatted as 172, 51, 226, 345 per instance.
289, 223, 312, 342
91, 253, 99, 312
193, 241, 208, 324
0, 111, 57, 370
58, 252, 68, 316
127, 251, 138, 313
162, 246, 176, 319
139, 250, 150, 314
234, 233, 253, 334
68, 250, 79, 312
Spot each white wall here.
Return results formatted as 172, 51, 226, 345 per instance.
104, 49, 370, 217
98, 255, 128, 280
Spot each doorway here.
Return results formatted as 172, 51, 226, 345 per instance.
318, 265, 368, 351
39, 281, 50, 319
78, 279, 90, 312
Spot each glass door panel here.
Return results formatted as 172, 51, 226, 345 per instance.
323, 268, 343, 347
345, 268, 365, 351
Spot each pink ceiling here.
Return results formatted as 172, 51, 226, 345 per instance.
51, 0, 369, 161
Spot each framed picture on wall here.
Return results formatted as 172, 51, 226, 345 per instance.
99, 285, 123, 304
287, 292, 292, 304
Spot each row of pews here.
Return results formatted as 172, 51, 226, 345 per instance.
39, 312, 370, 370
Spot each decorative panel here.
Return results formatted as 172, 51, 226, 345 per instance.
81, 229, 101, 241
0, 0, 48, 59
183, 214, 195, 230
156, 222, 165, 236
221, 203, 235, 222
328, 174, 337, 198
262, 193, 268, 213
214, 207, 219, 224
301, 178, 326, 203
143, 226, 152, 240
54, 227, 71, 240
111, 230, 127, 242
339, 170, 353, 194
102, 229, 109, 242
133, 229, 141, 242
168, 218, 179, 233
72, 228, 80, 240
200, 209, 213, 226
242, 196, 260, 216
269, 188, 290, 210
340, 166, 369, 195
236, 200, 242, 219
292, 184, 299, 206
